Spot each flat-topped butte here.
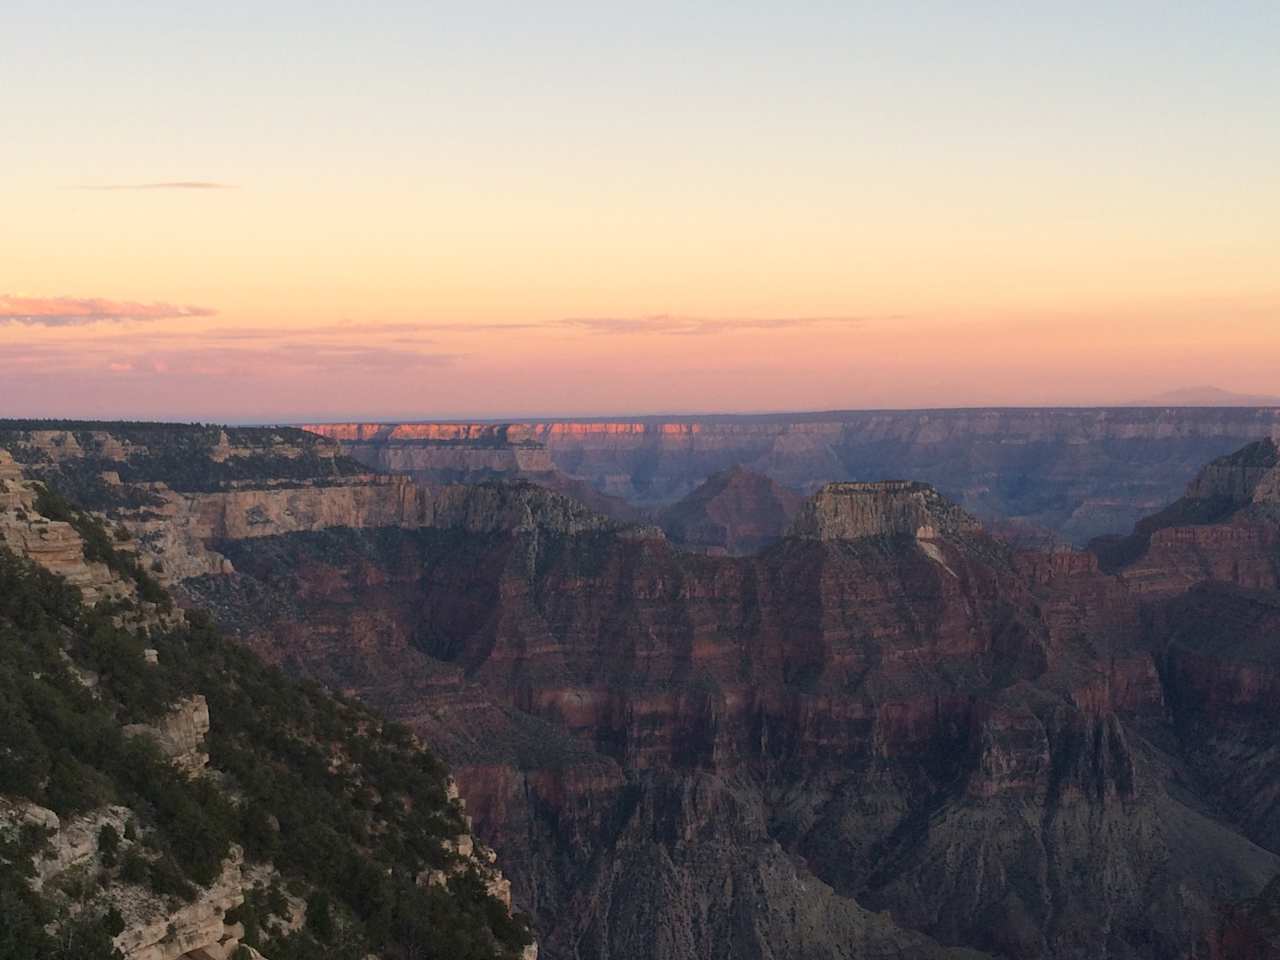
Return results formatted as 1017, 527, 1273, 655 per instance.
789, 480, 982, 541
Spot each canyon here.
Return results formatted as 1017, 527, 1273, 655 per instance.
3, 421, 1280, 959
307, 406, 1280, 545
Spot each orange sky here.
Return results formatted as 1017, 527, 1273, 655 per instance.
3, 4, 1277, 420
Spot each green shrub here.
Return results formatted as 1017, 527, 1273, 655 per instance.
148, 856, 196, 902
97, 824, 120, 867
120, 849, 149, 886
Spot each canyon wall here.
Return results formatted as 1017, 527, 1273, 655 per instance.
176, 469, 1280, 960
8, 421, 1280, 960
307, 407, 1280, 543
1094, 439, 1280, 594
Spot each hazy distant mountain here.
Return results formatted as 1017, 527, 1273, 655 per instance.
1128, 385, 1280, 406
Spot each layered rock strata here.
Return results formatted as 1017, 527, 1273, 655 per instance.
1096, 439, 1280, 594
0, 449, 142, 606
177, 470, 1280, 960
789, 480, 982, 542
307, 407, 1280, 542
9, 422, 1280, 960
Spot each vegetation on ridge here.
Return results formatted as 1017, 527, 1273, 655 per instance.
0, 421, 367, 509
0, 484, 533, 959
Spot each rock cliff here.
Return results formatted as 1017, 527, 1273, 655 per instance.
788, 480, 982, 542
0, 449, 157, 612
1184, 438, 1280, 504
1093, 438, 1280, 593
122, 695, 212, 775
306, 407, 1280, 543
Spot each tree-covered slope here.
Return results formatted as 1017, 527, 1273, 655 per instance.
0, 420, 367, 511
0, 489, 533, 960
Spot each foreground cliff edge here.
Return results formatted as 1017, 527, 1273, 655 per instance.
3, 421, 1280, 959
0, 441, 535, 960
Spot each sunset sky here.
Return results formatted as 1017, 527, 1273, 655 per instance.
3, 2, 1277, 421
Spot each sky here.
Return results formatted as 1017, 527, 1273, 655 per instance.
2, 1, 1278, 421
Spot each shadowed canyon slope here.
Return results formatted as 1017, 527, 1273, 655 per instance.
306, 406, 1280, 545
655, 466, 803, 555
4, 422, 1280, 959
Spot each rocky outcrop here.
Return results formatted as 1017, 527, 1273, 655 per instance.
106, 473, 642, 585
0, 516, 126, 603
0, 449, 140, 605
419, 777, 534, 955
0, 446, 27, 490
789, 480, 982, 542
0, 797, 267, 960
1184, 438, 1280, 504
8, 803, 132, 889
111, 848, 262, 960
1, 695, 240, 958
3, 681, 528, 960
123, 695, 212, 774
1092, 439, 1280, 594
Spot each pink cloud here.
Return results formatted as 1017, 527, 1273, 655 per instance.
0, 338, 456, 378
557, 315, 870, 336
0, 334, 461, 421
0, 295, 216, 326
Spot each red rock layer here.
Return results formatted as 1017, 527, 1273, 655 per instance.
168, 457, 1280, 960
